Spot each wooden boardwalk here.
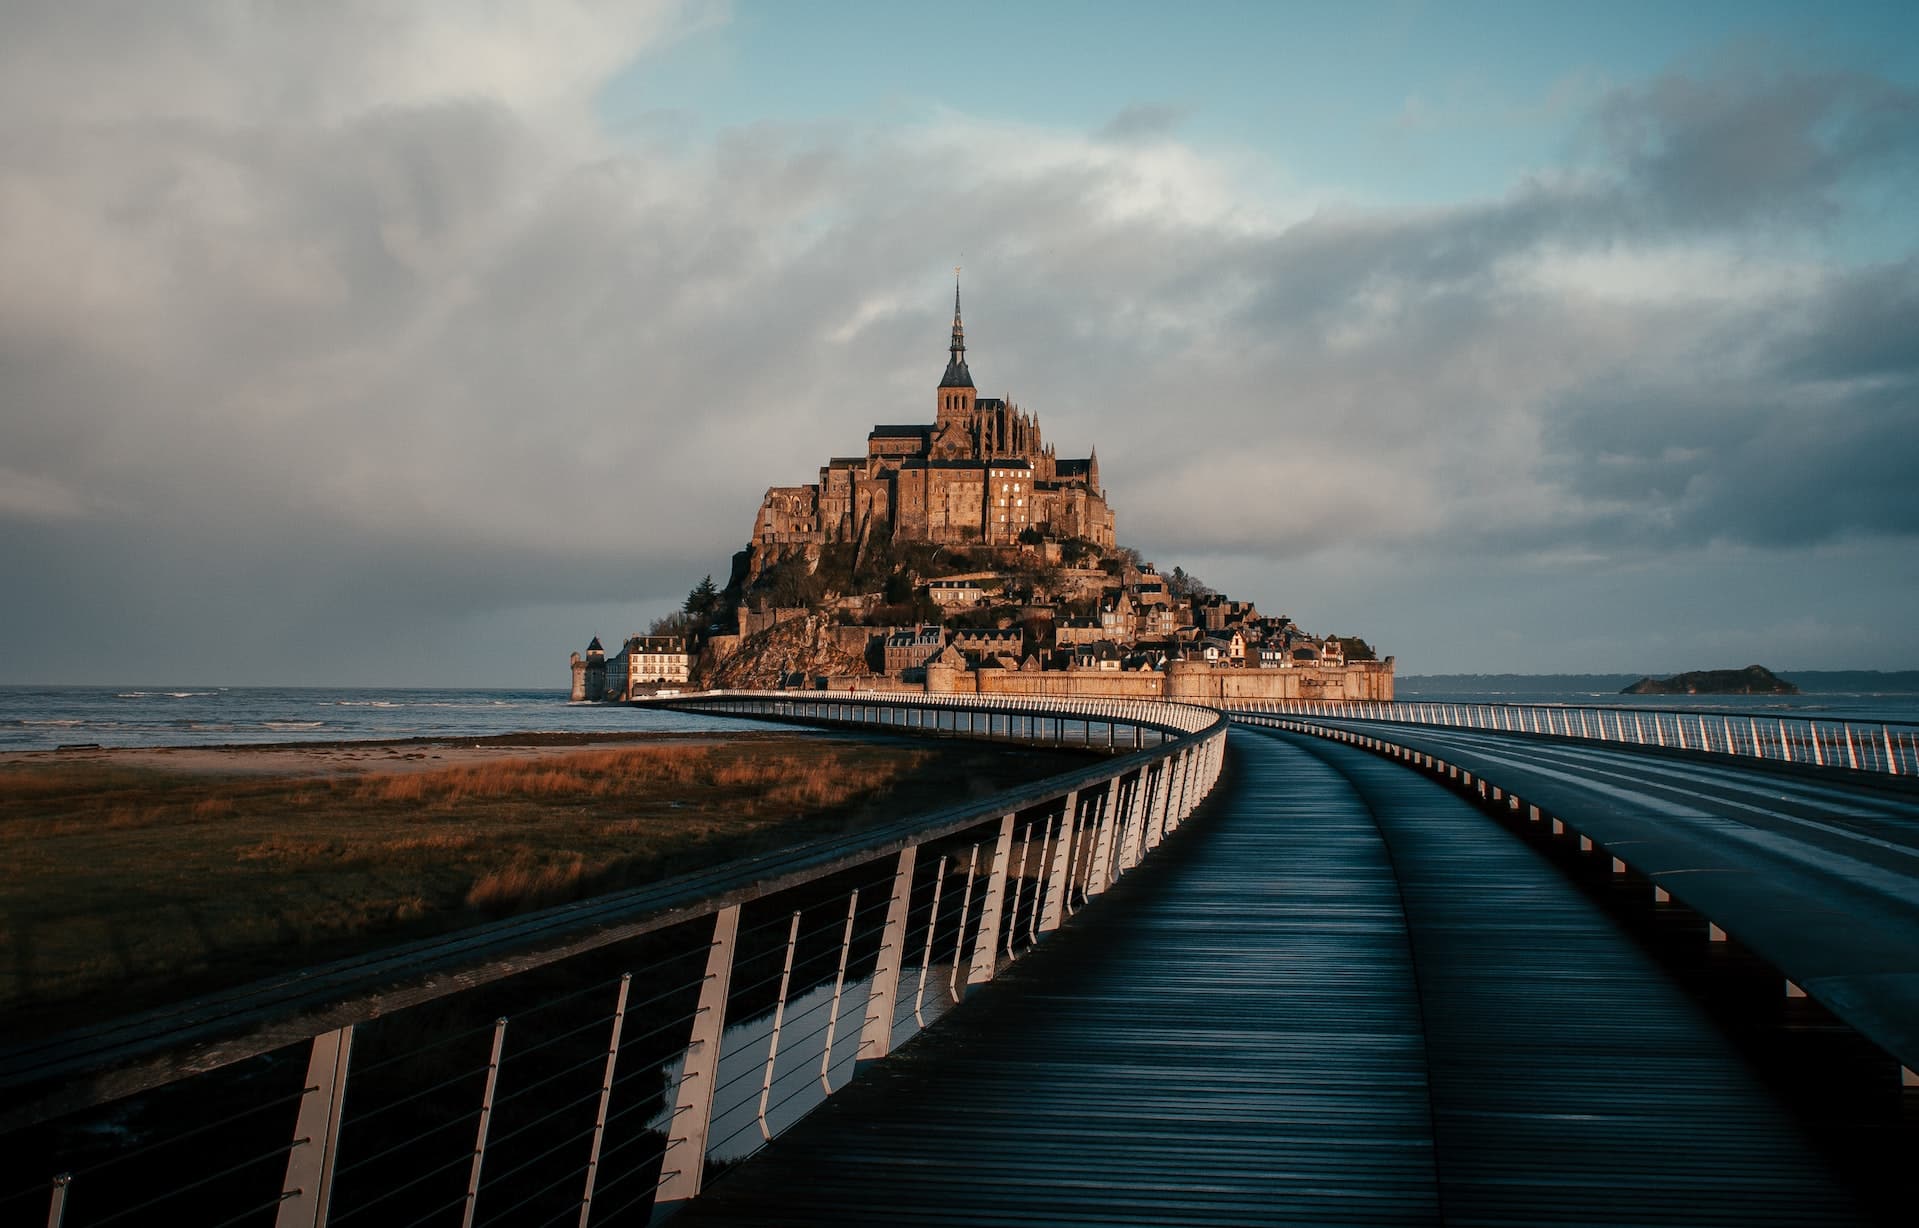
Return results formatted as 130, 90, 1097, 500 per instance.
675, 730, 1866, 1226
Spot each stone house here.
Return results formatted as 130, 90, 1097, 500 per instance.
605, 635, 693, 699
949, 627, 1023, 658
1055, 617, 1106, 647
883, 625, 945, 674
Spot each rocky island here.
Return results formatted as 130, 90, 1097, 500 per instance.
572, 280, 1393, 704
1621, 665, 1800, 695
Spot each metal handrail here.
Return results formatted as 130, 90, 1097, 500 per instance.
1227, 697, 1918, 776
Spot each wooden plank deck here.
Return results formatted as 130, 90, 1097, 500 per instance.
675, 730, 1867, 1226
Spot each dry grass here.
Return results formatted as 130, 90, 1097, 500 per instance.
0, 736, 1093, 1037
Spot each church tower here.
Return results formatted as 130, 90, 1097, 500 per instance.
934, 272, 977, 433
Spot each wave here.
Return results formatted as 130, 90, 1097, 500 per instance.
262, 721, 327, 730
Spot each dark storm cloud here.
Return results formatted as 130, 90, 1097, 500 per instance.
1588, 66, 1919, 228
1775, 257, 1919, 382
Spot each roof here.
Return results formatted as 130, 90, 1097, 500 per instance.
870, 425, 931, 439
939, 356, 974, 388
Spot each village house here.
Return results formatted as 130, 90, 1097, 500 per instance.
949, 626, 1024, 665
883, 625, 944, 674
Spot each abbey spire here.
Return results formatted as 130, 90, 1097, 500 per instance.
939, 270, 974, 389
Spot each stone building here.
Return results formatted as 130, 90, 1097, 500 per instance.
749, 280, 1115, 578
569, 637, 607, 702
609, 635, 692, 698
883, 625, 945, 674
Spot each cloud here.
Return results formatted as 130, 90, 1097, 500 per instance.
1095, 104, 1191, 144
1586, 64, 1919, 229
0, 14, 1913, 681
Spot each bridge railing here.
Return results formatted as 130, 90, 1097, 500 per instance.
0, 693, 1225, 1228
1227, 698, 1919, 776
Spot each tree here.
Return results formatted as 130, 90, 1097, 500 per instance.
683, 575, 721, 621
649, 610, 697, 637
883, 569, 915, 604
1167, 566, 1214, 599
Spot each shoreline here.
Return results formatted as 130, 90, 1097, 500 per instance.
1, 728, 822, 778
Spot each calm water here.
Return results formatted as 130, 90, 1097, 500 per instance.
0, 686, 770, 751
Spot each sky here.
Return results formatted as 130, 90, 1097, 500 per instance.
2, 1, 1916, 687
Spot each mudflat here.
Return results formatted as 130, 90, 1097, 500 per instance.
0, 731, 1092, 1038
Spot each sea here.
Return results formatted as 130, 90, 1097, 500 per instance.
0, 686, 764, 752
2, 680, 1914, 753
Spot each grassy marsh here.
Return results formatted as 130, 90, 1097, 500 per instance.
0, 733, 1090, 1037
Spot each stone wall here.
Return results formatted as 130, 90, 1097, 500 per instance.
924, 658, 1395, 702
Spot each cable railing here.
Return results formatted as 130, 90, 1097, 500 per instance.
1, 692, 1225, 1227
1228, 698, 1919, 776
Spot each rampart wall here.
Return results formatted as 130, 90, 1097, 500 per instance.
924, 659, 1394, 702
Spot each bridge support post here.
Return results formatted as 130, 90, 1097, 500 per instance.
1172, 750, 1195, 831
1085, 784, 1116, 897
656, 904, 740, 1212
275, 1025, 353, 1228
966, 815, 1018, 991
858, 846, 918, 1066
1116, 770, 1146, 873
1038, 792, 1079, 934
1144, 760, 1172, 852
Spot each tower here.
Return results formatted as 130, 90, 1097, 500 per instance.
935, 270, 976, 426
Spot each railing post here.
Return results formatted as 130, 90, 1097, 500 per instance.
1038, 792, 1079, 934
460, 1018, 507, 1228
914, 855, 948, 1027
821, 890, 860, 1093
1163, 751, 1188, 833
46, 1175, 69, 1228
857, 847, 917, 1066
656, 904, 740, 1211
275, 1025, 353, 1228
1084, 783, 1117, 897
1116, 770, 1146, 873
577, 973, 631, 1227
966, 814, 1018, 991
1148, 758, 1174, 850
760, 912, 801, 1134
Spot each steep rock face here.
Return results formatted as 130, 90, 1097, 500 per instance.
701, 616, 875, 690
1622, 664, 1800, 695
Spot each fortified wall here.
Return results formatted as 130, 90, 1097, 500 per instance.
924, 658, 1396, 702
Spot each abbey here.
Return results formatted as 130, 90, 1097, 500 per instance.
749, 282, 1115, 577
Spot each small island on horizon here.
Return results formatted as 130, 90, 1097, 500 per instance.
1621, 664, 1800, 696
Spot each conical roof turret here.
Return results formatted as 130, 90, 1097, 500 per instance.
939, 271, 974, 389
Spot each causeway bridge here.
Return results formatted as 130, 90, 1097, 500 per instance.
3, 693, 1914, 1226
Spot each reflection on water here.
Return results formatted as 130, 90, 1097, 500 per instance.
654, 962, 960, 1161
